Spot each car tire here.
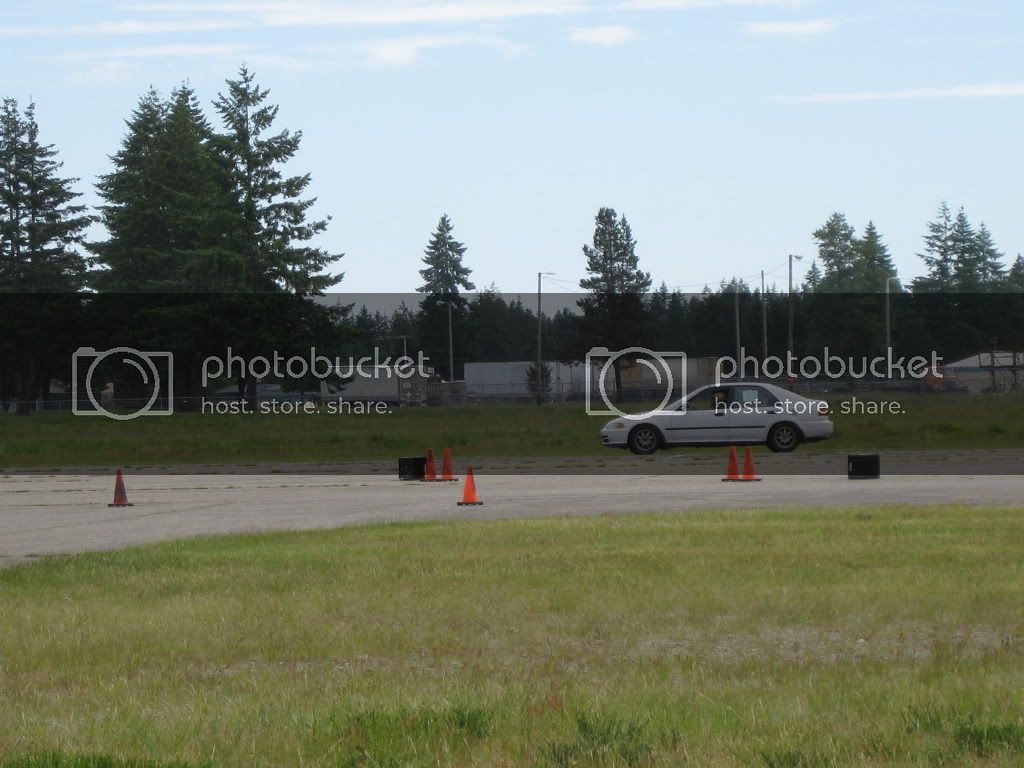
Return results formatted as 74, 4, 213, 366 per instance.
767, 422, 801, 453
627, 425, 661, 455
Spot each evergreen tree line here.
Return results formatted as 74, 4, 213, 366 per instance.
0, 67, 346, 405
369, 206, 1024, 382
2, 63, 1023, 403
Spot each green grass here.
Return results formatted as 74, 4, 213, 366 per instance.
2, 393, 1023, 469
3, 505, 1024, 766
0, 757, 201, 768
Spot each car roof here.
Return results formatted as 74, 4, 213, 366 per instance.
699, 381, 810, 399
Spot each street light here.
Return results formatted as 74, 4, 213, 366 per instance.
760, 270, 768, 362
884, 276, 898, 352
787, 254, 803, 372
434, 299, 455, 382
536, 272, 556, 405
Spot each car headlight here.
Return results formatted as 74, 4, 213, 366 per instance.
606, 421, 627, 430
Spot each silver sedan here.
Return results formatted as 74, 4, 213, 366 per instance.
600, 382, 834, 455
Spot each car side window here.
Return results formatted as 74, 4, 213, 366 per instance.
687, 388, 729, 411
729, 387, 775, 410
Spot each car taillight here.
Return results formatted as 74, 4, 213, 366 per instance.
817, 402, 831, 416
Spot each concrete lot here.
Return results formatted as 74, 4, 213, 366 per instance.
2, 470, 1022, 568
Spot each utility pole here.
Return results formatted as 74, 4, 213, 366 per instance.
788, 254, 803, 373
536, 272, 555, 404
734, 283, 742, 378
434, 300, 454, 382
761, 270, 768, 362
884, 277, 892, 352
446, 300, 454, 383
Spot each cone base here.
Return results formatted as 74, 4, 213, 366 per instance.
108, 503, 135, 507
721, 478, 761, 482
457, 501, 484, 506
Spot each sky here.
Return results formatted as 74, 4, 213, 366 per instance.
3, 0, 1022, 295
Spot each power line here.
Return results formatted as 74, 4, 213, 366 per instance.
529, 259, 801, 294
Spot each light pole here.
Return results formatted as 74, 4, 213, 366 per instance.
761, 270, 768, 362
787, 254, 803, 371
434, 299, 454, 382
536, 272, 555, 405
733, 283, 741, 376
884, 276, 897, 352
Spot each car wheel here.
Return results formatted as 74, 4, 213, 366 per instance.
767, 422, 801, 453
627, 425, 661, 455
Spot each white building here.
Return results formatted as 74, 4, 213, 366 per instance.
942, 352, 1024, 393
464, 356, 720, 402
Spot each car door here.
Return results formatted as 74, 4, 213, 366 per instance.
663, 386, 733, 445
727, 385, 777, 443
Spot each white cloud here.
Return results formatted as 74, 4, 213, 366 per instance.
63, 43, 249, 60
569, 24, 637, 46
745, 18, 835, 36
779, 82, 1024, 104
15, 0, 809, 37
361, 34, 524, 67
622, 0, 804, 9
0, 18, 249, 37
58, 41, 316, 83
266, 1, 587, 27
112, 1, 588, 30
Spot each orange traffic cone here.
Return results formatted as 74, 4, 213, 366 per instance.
741, 446, 762, 482
722, 447, 741, 482
439, 448, 457, 482
108, 468, 133, 507
422, 448, 437, 482
457, 466, 483, 506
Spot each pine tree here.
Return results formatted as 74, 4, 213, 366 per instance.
661, 287, 690, 351
973, 222, 1005, 288
0, 99, 89, 406
417, 213, 474, 296
92, 85, 246, 290
387, 301, 417, 357
853, 221, 898, 291
0, 99, 27, 287
0, 99, 89, 288
647, 282, 671, 341
19, 102, 90, 289
949, 207, 980, 292
0, 101, 22, 285
578, 207, 652, 400
90, 89, 167, 289
579, 208, 651, 295
213, 65, 341, 293
467, 288, 513, 362
1008, 254, 1024, 291
914, 202, 955, 292
415, 215, 474, 380
526, 361, 552, 398
156, 85, 245, 290
812, 212, 857, 291
803, 260, 823, 291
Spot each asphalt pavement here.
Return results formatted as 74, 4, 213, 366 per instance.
2, 467, 1021, 568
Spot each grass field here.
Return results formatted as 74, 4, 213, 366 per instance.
2, 505, 1024, 767
1, 393, 1024, 469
